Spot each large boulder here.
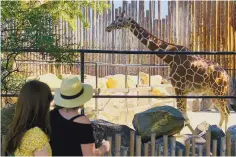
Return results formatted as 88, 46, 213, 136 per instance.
106, 74, 136, 88
91, 119, 135, 156
227, 125, 236, 155
132, 106, 185, 142
194, 121, 225, 156
34, 73, 62, 90
139, 72, 163, 86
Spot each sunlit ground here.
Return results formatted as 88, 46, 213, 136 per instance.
180, 111, 236, 134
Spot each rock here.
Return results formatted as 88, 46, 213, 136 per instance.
106, 74, 136, 88
209, 125, 225, 155
37, 73, 62, 89
139, 72, 163, 86
192, 99, 200, 112
132, 106, 185, 143
1, 104, 16, 135
91, 119, 135, 156
194, 121, 211, 135
227, 125, 236, 155
227, 125, 236, 137
200, 98, 215, 111
195, 122, 225, 156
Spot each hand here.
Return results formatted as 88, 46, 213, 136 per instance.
101, 140, 110, 153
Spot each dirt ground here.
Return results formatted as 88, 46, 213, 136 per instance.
180, 111, 236, 134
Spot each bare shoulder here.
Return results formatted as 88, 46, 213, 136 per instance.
73, 115, 91, 124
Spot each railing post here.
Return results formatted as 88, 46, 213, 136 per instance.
136, 135, 141, 156
226, 132, 231, 156
170, 136, 176, 156
185, 140, 190, 156
129, 131, 134, 156
163, 135, 168, 156
107, 136, 112, 156
115, 134, 121, 156
220, 136, 226, 156
212, 140, 217, 156
206, 131, 211, 156
80, 52, 85, 83
95, 62, 98, 89
192, 136, 196, 156
151, 133, 156, 156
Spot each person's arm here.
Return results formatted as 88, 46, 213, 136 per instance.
34, 145, 50, 156
81, 142, 109, 156
74, 116, 110, 156
81, 143, 96, 156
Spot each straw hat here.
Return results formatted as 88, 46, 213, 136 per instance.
54, 75, 93, 108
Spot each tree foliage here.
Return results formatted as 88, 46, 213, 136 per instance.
1, 0, 110, 101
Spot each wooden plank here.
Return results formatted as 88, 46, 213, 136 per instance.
179, 1, 183, 46
184, 1, 189, 48
216, 1, 220, 52
158, 0, 161, 39
157, 0, 162, 75
199, 1, 203, 52
196, 1, 200, 51
211, 1, 216, 60
168, 1, 172, 44
175, 0, 179, 44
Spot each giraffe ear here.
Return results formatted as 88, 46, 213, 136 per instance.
121, 11, 125, 17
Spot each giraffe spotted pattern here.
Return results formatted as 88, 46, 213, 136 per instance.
105, 11, 234, 133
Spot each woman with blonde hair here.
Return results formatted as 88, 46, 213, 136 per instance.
50, 75, 110, 156
5, 80, 53, 156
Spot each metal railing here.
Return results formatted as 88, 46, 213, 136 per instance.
1, 49, 236, 100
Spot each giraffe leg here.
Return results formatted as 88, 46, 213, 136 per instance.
225, 114, 229, 133
222, 101, 230, 132
175, 91, 195, 134
215, 100, 230, 132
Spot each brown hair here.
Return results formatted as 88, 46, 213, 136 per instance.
4, 80, 53, 155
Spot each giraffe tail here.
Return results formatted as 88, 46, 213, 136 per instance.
228, 77, 236, 112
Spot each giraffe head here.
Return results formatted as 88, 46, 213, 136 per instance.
105, 11, 132, 32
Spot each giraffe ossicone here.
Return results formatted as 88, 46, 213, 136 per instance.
105, 11, 236, 133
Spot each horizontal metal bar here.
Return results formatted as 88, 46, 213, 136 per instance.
3, 49, 236, 55
93, 95, 236, 99
14, 61, 170, 68
1, 94, 235, 99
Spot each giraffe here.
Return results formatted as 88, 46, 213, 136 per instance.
105, 11, 236, 133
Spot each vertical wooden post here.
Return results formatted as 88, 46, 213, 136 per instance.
115, 134, 121, 156
220, 136, 226, 156
107, 136, 112, 156
129, 131, 134, 156
163, 135, 168, 156
144, 143, 149, 156
185, 140, 190, 156
213, 139, 217, 156
170, 137, 176, 156
206, 131, 211, 156
151, 133, 156, 156
226, 132, 231, 156
198, 145, 203, 156
192, 137, 196, 156
136, 135, 141, 156
178, 149, 183, 156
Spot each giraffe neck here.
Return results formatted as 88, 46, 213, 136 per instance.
129, 18, 178, 65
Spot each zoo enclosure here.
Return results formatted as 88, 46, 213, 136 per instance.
1, 130, 236, 156
2, 1, 236, 77
2, 49, 236, 99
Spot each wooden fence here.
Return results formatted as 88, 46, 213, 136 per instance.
2, 0, 236, 78
1, 131, 236, 156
